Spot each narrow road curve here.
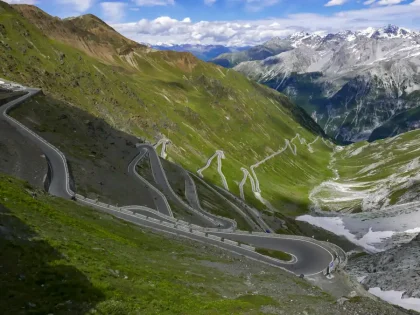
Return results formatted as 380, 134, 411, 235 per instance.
130, 147, 261, 232
175, 163, 239, 229
129, 144, 236, 230
190, 172, 264, 231
211, 183, 274, 233
1, 84, 340, 276
212, 232, 332, 276
127, 148, 173, 217
1, 89, 73, 199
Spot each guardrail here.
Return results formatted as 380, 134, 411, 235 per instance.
231, 230, 348, 272
75, 191, 248, 249
75, 194, 261, 252
3, 84, 346, 276
74, 193, 310, 269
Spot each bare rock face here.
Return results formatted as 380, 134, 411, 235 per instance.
348, 232, 420, 298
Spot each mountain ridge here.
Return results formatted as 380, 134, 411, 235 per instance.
213, 25, 420, 142
13, 4, 149, 64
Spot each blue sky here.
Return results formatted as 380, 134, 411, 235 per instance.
4, 0, 420, 45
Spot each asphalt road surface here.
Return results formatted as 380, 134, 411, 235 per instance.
131, 144, 236, 229
1, 88, 72, 199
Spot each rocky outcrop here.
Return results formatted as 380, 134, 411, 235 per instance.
348, 232, 420, 298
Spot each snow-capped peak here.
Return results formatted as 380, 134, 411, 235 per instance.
286, 32, 325, 49
357, 27, 378, 38
358, 25, 413, 39
289, 31, 310, 40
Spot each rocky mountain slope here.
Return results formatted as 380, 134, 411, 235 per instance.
0, 2, 331, 215
218, 26, 420, 143
349, 232, 420, 301
152, 44, 249, 61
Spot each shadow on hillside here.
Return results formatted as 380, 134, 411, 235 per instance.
0, 89, 27, 106
9, 93, 156, 209
0, 204, 104, 314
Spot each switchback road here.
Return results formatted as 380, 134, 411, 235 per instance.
1, 84, 343, 276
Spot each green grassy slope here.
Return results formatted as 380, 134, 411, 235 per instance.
0, 173, 290, 314
0, 173, 410, 314
0, 2, 332, 216
312, 130, 420, 212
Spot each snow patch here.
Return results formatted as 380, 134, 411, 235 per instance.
296, 215, 394, 253
405, 227, 420, 234
297, 214, 420, 252
368, 288, 420, 313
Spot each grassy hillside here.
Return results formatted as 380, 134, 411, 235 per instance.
0, 173, 409, 314
0, 2, 332, 215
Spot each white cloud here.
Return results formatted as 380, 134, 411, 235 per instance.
112, 2, 420, 46
376, 0, 405, 5
364, 0, 409, 5
204, 0, 217, 5
100, 2, 127, 23
325, 0, 348, 6
132, 0, 175, 6
57, 0, 96, 12
2, 0, 37, 3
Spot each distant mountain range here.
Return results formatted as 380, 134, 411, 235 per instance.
211, 25, 420, 143
151, 44, 250, 61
